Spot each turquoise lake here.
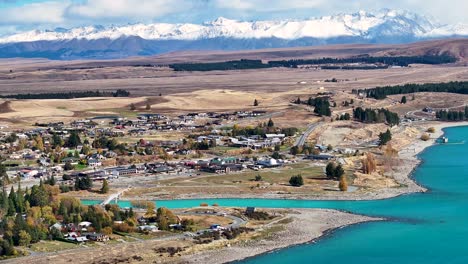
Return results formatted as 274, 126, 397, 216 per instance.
83, 126, 468, 264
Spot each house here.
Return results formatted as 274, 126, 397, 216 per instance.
83, 232, 109, 242
62, 157, 79, 165
256, 158, 281, 168
306, 154, 334, 161
19, 169, 39, 179
88, 158, 102, 167
78, 221, 92, 231
265, 134, 286, 139
49, 222, 63, 231
210, 224, 224, 231
66, 236, 88, 243
138, 225, 159, 232
246, 207, 256, 214
104, 166, 139, 177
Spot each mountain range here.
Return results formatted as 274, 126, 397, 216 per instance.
0, 9, 466, 60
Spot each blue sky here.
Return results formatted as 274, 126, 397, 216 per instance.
0, 0, 466, 35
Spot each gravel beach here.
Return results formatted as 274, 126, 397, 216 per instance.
179, 209, 381, 264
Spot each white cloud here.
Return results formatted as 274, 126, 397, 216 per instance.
0, 1, 68, 25
214, 0, 324, 12
66, 0, 193, 19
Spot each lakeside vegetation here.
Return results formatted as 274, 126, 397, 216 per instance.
0, 89, 130, 100
353, 107, 400, 126
354, 81, 468, 99
169, 55, 456, 72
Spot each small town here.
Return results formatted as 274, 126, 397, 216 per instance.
0, 2, 467, 263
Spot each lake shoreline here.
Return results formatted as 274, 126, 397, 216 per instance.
178, 209, 382, 264
176, 122, 468, 264
82, 122, 468, 204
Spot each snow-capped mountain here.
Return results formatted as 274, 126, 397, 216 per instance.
0, 9, 466, 59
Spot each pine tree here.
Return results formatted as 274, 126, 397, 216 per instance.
253, 99, 259, 106
101, 179, 109, 194
66, 131, 81, 148
267, 118, 274, 127
379, 129, 392, 146
326, 162, 336, 179
334, 165, 345, 179
401, 96, 407, 104
16, 182, 24, 213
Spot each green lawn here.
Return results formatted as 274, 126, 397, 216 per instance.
30, 240, 80, 253
74, 164, 88, 171
191, 163, 324, 185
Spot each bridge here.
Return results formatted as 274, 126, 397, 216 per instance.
100, 186, 131, 206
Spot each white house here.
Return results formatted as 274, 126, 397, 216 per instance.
88, 158, 102, 167
19, 169, 39, 179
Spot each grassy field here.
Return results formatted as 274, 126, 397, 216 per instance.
30, 240, 80, 253
188, 163, 325, 186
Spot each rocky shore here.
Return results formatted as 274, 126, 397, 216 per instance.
179, 209, 381, 264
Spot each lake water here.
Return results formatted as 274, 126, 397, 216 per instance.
83, 126, 468, 264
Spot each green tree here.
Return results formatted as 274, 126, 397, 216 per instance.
64, 161, 74, 171
401, 96, 407, 104
334, 165, 345, 179
18, 231, 31, 247
290, 146, 300, 155
66, 131, 81, 148
101, 179, 109, 194
326, 162, 336, 179
52, 134, 64, 147
289, 175, 304, 187
0, 164, 10, 186
271, 152, 281, 160
267, 118, 274, 127
379, 129, 392, 146
29, 182, 48, 207
254, 175, 262, 181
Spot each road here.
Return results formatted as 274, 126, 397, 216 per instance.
294, 122, 322, 147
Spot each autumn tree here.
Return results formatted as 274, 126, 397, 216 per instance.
156, 207, 178, 230
34, 135, 44, 151
362, 153, 377, 174
339, 175, 348, 192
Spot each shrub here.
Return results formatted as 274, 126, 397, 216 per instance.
200, 203, 208, 207
427, 127, 436, 133
289, 175, 304, 187
421, 133, 431, 141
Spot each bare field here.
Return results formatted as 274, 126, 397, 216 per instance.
1, 65, 467, 97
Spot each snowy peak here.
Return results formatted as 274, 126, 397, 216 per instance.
0, 9, 465, 44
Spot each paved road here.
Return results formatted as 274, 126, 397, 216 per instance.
294, 122, 322, 147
